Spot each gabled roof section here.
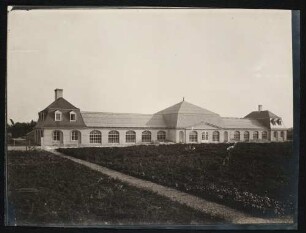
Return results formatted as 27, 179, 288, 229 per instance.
81, 112, 168, 128
185, 121, 222, 130
43, 97, 79, 111
156, 100, 219, 116
244, 110, 280, 119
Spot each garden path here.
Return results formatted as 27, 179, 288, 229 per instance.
50, 150, 293, 225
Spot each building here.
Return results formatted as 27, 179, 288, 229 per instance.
33, 89, 288, 148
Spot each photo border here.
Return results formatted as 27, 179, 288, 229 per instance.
1, 0, 304, 232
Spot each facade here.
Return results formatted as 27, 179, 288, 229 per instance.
33, 89, 288, 148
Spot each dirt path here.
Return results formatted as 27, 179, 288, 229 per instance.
50, 150, 293, 225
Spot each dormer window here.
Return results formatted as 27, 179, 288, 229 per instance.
55, 110, 62, 121
277, 119, 282, 125
40, 112, 45, 121
270, 118, 276, 125
70, 111, 77, 121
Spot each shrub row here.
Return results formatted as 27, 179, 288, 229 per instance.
58, 142, 296, 217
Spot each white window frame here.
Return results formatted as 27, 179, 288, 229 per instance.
157, 131, 166, 142
108, 130, 120, 143
189, 131, 198, 143
126, 131, 136, 143
70, 111, 77, 122
244, 131, 250, 141
142, 131, 152, 143
212, 131, 220, 142
202, 131, 208, 141
53, 130, 61, 141
71, 130, 79, 141
253, 131, 259, 140
234, 131, 240, 141
90, 130, 102, 144
55, 110, 62, 121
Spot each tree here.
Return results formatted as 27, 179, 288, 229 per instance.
7, 120, 37, 138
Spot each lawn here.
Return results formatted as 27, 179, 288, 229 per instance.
58, 142, 296, 218
7, 150, 224, 226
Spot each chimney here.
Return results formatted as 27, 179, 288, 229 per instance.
55, 89, 63, 100
258, 105, 262, 112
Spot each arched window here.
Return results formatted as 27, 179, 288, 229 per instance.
108, 130, 119, 143
262, 131, 268, 140
189, 131, 198, 142
90, 130, 101, 143
126, 131, 136, 143
53, 130, 61, 141
157, 131, 166, 142
234, 131, 240, 141
212, 131, 220, 142
244, 131, 250, 141
71, 130, 80, 141
253, 131, 259, 140
224, 131, 228, 142
142, 131, 151, 142
55, 110, 62, 121
202, 131, 208, 141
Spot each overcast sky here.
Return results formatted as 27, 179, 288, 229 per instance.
7, 8, 293, 127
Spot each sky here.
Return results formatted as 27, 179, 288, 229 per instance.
7, 8, 293, 127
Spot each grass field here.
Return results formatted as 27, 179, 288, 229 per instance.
7, 150, 224, 226
58, 142, 296, 218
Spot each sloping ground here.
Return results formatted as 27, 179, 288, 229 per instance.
7, 151, 223, 226
58, 142, 296, 218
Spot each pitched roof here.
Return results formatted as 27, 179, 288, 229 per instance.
244, 110, 279, 119
43, 97, 79, 111
155, 101, 221, 128
156, 100, 219, 115
221, 117, 266, 129
35, 109, 87, 128
81, 112, 168, 128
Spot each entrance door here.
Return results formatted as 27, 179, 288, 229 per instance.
179, 131, 185, 143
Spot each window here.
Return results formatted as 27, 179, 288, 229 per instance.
39, 112, 45, 121
244, 131, 250, 141
157, 131, 166, 142
271, 118, 276, 125
202, 132, 208, 140
277, 119, 282, 125
70, 112, 76, 121
189, 131, 198, 142
253, 131, 259, 140
262, 131, 268, 140
234, 131, 240, 141
142, 131, 151, 142
224, 131, 228, 142
55, 110, 62, 121
212, 131, 220, 142
108, 130, 119, 143
126, 131, 136, 143
280, 131, 284, 139
71, 130, 79, 141
90, 130, 101, 143
53, 130, 61, 141
274, 131, 278, 138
